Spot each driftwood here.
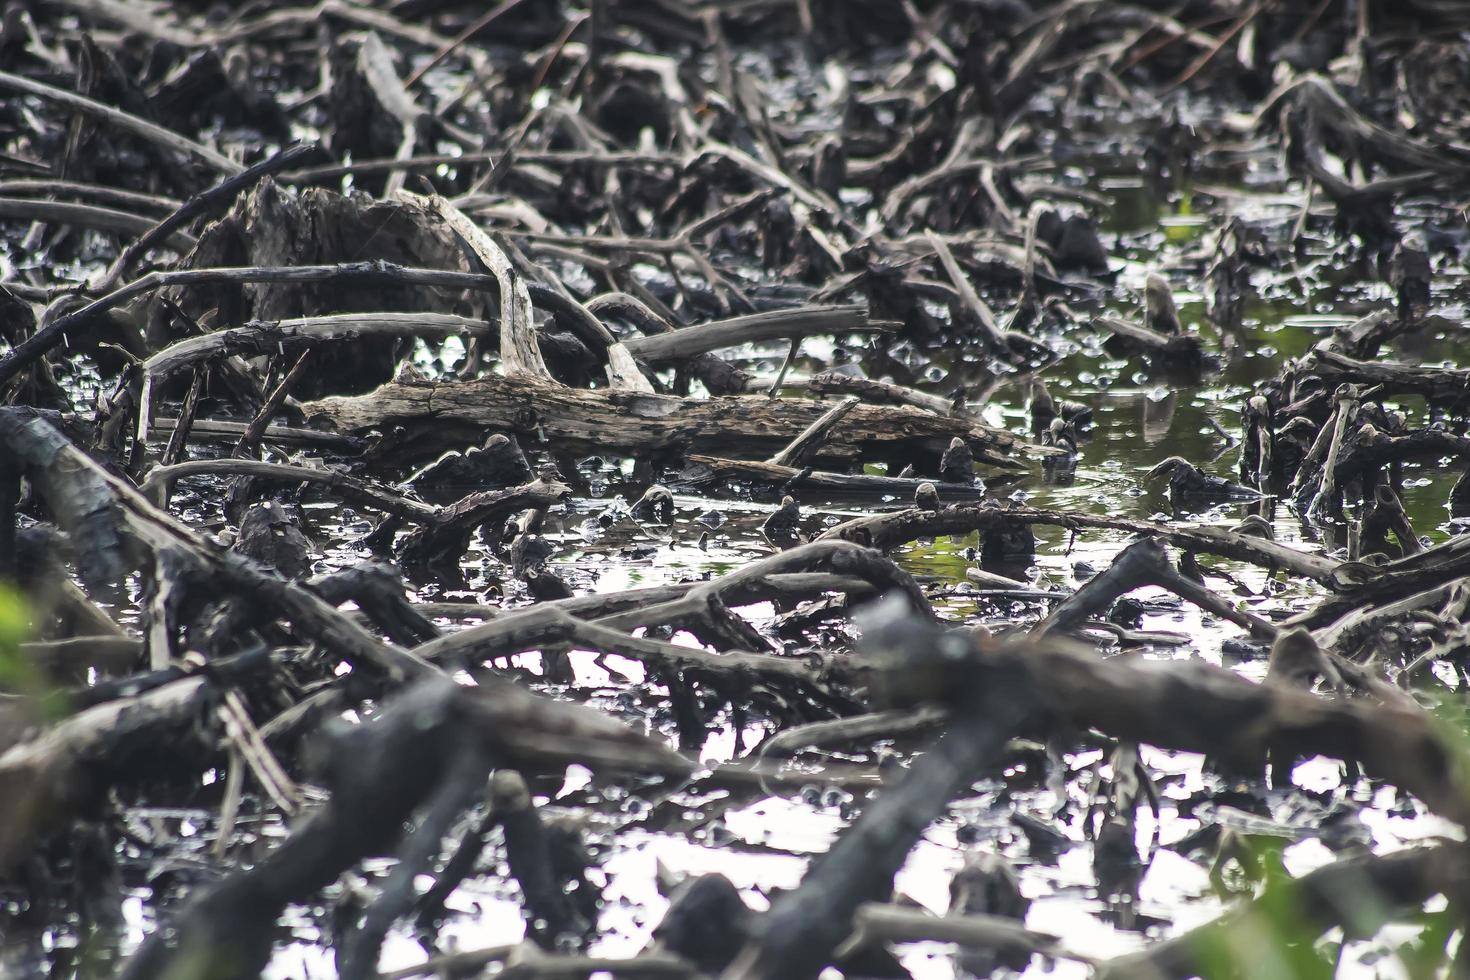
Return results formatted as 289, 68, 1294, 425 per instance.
1308, 347, 1470, 402
118, 676, 688, 980
818, 502, 1339, 583
140, 458, 439, 519
397, 478, 568, 566
767, 396, 859, 467
15, 636, 142, 680
624, 305, 890, 363
0, 68, 242, 175
308, 563, 439, 647
593, 539, 936, 636
141, 312, 493, 383
411, 604, 822, 686
875, 612, 1470, 826
0, 263, 507, 392
0, 675, 213, 871
1097, 314, 1203, 361
101, 141, 322, 290
851, 903, 1098, 969
723, 614, 1035, 979
149, 416, 365, 451
304, 375, 1034, 464
1032, 537, 1276, 642
0, 411, 136, 593
0, 198, 196, 250
806, 370, 962, 417
585, 291, 748, 395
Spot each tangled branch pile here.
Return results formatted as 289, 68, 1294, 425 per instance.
5, 1, 1470, 978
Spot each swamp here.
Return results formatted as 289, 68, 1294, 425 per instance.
4, 0, 1470, 977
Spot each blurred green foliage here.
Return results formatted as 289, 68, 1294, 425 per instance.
0, 584, 30, 680
0, 585, 68, 721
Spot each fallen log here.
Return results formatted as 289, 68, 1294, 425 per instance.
876, 612, 1470, 826
118, 676, 690, 980
0, 675, 213, 872
817, 503, 1339, 583
303, 374, 1037, 464
1307, 347, 1470, 402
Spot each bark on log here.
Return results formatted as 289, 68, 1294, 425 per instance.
1307, 347, 1470, 402
1014, 638, 1470, 824
118, 675, 689, 980
0, 409, 137, 592
0, 676, 212, 872
818, 503, 1339, 583
303, 375, 1034, 463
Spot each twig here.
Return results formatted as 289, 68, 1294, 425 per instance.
1163, 2, 1262, 91
0, 197, 196, 249
141, 459, 437, 521
767, 397, 858, 466
851, 903, 1100, 967
0, 69, 241, 175
234, 349, 315, 459
403, 0, 532, 89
